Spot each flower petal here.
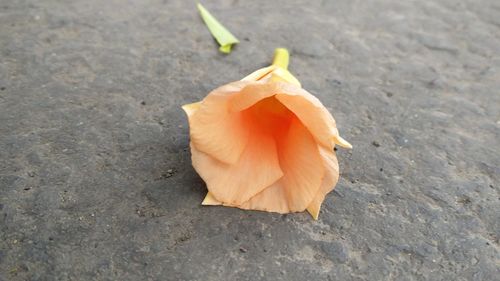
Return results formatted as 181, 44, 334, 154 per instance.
267, 67, 301, 86
306, 147, 340, 220
238, 179, 290, 213
189, 81, 251, 164
228, 82, 279, 113
241, 65, 277, 82
241, 65, 301, 86
190, 129, 284, 205
278, 118, 325, 211
274, 83, 351, 149
239, 118, 325, 212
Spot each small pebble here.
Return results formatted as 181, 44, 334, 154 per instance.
239, 247, 247, 253
372, 141, 380, 147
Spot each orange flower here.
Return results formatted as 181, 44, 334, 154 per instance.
182, 48, 351, 219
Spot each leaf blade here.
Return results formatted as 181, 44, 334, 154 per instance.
197, 3, 239, 53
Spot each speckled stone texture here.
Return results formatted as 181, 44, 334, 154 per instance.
0, 0, 499, 280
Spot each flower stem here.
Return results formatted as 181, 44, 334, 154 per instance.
272, 48, 289, 70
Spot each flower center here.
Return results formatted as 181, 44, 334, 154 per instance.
244, 96, 295, 138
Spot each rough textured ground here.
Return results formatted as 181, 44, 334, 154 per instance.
1, 0, 499, 280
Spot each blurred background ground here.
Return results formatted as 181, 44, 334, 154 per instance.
0, 0, 499, 280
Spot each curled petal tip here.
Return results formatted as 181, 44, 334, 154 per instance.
307, 199, 322, 220
202, 192, 222, 206
182, 102, 202, 117
308, 209, 320, 220
335, 135, 352, 149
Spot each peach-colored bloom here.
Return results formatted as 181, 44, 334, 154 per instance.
182, 49, 351, 219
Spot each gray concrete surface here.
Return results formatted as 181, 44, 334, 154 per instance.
1, 0, 499, 280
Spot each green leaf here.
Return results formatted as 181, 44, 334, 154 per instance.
197, 3, 239, 54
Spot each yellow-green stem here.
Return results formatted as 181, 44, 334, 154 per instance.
272, 48, 289, 70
